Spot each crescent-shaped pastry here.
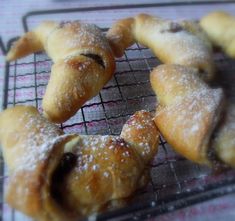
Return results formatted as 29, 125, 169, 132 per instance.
200, 11, 235, 58
0, 106, 159, 221
107, 14, 214, 81
150, 64, 224, 165
6, 21, 115, 123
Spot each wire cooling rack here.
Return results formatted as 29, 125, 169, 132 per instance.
1, 2, 235, 221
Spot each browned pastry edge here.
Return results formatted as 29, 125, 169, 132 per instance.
6, 21, 115, 123
200, 11, 235, 58
0, 106, 159, 221
107, 13, 214, 81
150, 64, 224, 165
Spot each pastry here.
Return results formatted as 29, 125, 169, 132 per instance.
150, 64, 224, 165
200, 11, 235, 58
107, 13, 214, 81
179, 20, 212, 50
6, 21, 115, 123
213, 103, 235, 167
0, 105, 159, 221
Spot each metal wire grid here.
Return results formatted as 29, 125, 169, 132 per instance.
1, 38, 235, 220
4, 42, 158, 133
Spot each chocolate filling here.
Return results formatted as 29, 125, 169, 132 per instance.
51, 152, 77, 207
59, 21, 72, 28
81, 53, 105, 68
160, 22, 183, 33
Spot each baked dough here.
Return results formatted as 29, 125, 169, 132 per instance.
6, 21, 115, 123
107, 14, 214, 81
179, 20, 212, 51
0, 105, 159, 221
200, 11, 235, 58
150, 64, 224, 165
213, 104, 235, 167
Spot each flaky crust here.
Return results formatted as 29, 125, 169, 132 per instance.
200, 11, 235, 58
0, 106, 75, 220
150, 65, 224, 165
107, 13, 214, 80
0, 106, 159, 221
6, 21, 115, 123
179, 20, 213, 51
0, 106, 63, 172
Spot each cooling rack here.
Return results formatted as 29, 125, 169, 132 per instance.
1, 1, 235, 221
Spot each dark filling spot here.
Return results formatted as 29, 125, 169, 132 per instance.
197, 68, 214, 84
197, 68, 207, 80
51, 153, 77, 206
59, 153, 77, 173
59, 21, 71, 28
160, 22, 183, 33
81, 53, 105, 68
169, 23, 183, 33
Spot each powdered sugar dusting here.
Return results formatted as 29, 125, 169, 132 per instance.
44, 21, 112, 112
155, 66, 223, 142
59, 22, 110, 51
51, 68, 88, 112
159, 88, 222, 139
159, 24, 210, 61
15, 134, 69, 172
136, 17, 213, 75
6, 111, 63, 172
121, 110, 157, 159
63, 135, 133, 175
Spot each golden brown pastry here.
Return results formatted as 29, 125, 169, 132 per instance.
107, 13, 214, 80
0, 105, 159, 221
179, 20, 212, 51
6, 21, 115, 123
213, 104, 235, 167
150, 64, 224, 165
200, 11, 235, 58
